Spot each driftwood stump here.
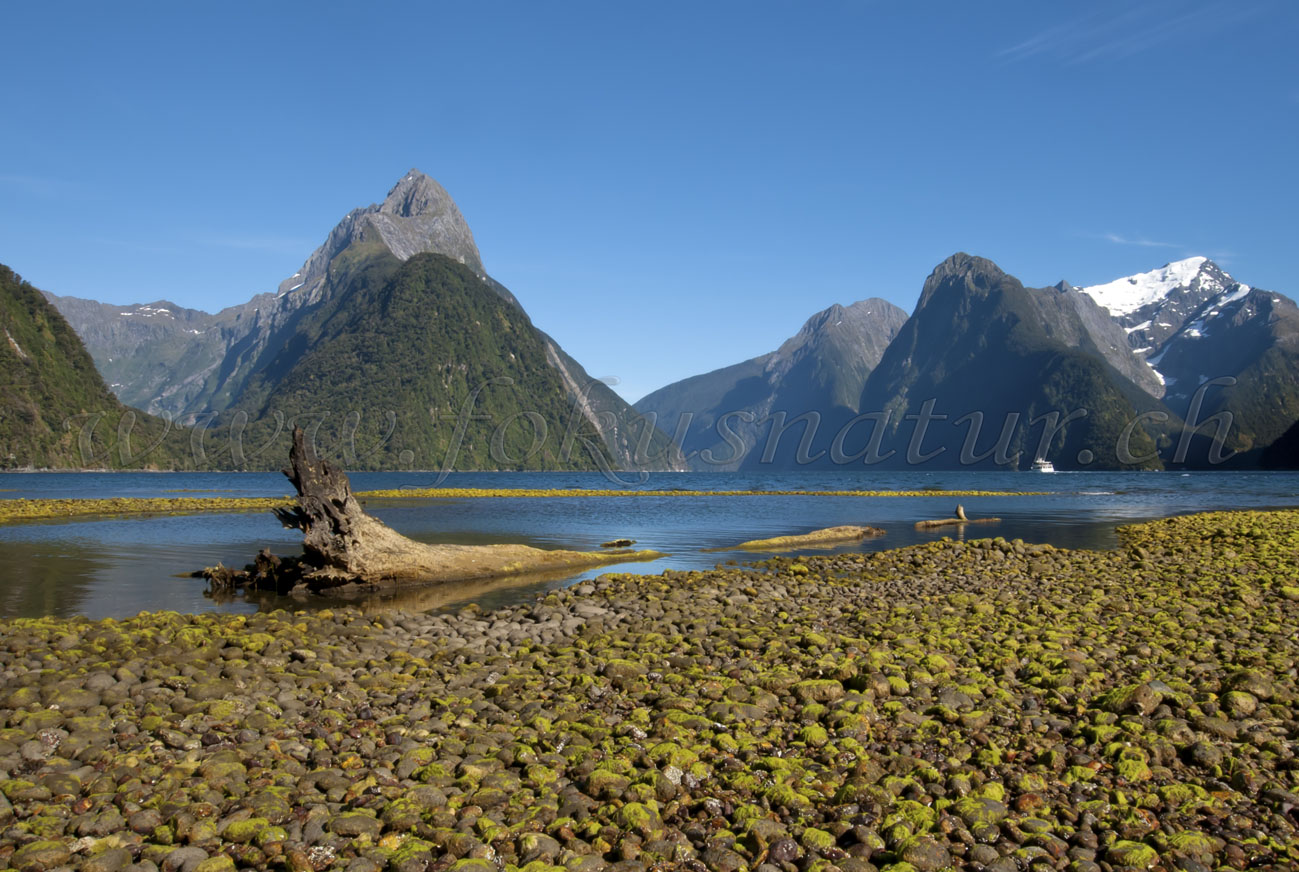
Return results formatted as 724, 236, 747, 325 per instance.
914, 504, 1000, 530
272, 427, 378, 575
203, 427, 661, 595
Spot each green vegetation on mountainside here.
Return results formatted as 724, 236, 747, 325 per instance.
0, 265, 191, 469
211, 249, 627, 471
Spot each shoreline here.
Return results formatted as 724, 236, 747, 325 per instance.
1, 509, 1296, 871
0, 489, 1043, 525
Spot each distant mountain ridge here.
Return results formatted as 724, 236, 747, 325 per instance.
34, 175, 1299, 472
1080, 256, 1238, 350
638, 252, 1299, 471
635, 298, 908, 469
47, 171, 501, 421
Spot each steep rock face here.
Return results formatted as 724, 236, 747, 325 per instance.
1149, 288, 1299, 458
1050, 281, 1166, 398
275, 170, 485, 299
635, 298, 908, 469
766, 299, 910, 411
854, 254, 1168, 470
632, 356, 770, 468
539, 339, 679, 473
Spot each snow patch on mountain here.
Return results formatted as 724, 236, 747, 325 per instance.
120, 305, 174, 318
1080, 256, 1209, 316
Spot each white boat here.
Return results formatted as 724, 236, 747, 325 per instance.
1031, 457, 1055, 473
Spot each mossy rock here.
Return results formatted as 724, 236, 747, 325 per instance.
899, 835, 952, 872
1164, 830, 1221, 856
1107, 840, 1159, 868
800, 827, 837, 852
330, 811, 383, 839
10, 840, 72, 872
793, 679, 845, 702
516, 863, 566, 872
1116, 757, 1153, 782
1097, 683, 1162, 716
797, 725, 829, 747
614, 802, 664, 838
763, 779, 812, 810
447, 860, 498, 872
953, 796, 1008, 828
221, 817, 271, 843
203, 699, 240, 720
192, 857, 236, 872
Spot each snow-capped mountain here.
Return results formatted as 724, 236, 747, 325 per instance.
1080, 256, 1248, 353
1079, 256, 1256, 394
1082, 257, 1299, 459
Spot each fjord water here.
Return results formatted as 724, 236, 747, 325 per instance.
1, 470, 1297, 620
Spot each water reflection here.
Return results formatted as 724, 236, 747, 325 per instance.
0, 541, 103, 618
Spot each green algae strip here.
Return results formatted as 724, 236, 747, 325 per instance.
0, 487, 1042, 524
0, 495, 293, 523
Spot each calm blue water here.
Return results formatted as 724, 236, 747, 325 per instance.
1, 470, 1297, 619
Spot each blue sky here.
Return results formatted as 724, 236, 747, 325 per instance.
2, 1, 1295, 403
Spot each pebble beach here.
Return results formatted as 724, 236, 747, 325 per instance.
2, 509, 1297, 872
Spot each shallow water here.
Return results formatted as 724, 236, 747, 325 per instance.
1, 469, 1296, 619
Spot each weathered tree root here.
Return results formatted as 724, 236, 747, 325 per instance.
203, 427, 661, 596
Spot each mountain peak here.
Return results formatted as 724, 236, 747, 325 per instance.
380, 169, 457, 219
277, 170, 484, 296
929, 253, 1009, 283
918, 253, 1012, 307
1080, 256, 1223, 317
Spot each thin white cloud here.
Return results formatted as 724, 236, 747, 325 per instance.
999, 2, 1262, 65
194, 234, 314, 254
1100, 232, 1183, 249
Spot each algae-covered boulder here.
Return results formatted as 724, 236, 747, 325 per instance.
10, 841, 72, 872
1097, 682, 1163, 716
